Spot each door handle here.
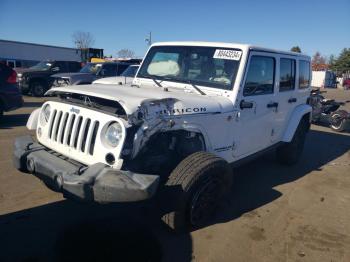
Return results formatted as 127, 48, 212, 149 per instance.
288, 98, 297, 103
267, 102, 278, 108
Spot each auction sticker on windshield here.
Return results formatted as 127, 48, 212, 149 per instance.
213, 49, 242, 60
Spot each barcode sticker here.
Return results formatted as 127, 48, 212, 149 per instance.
213, 49, 242, 60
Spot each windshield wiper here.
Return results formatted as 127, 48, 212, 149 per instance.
151, 77, 163, 87
138, 73, 163, 87
186, 81, 206, 95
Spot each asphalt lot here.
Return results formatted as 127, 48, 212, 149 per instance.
0, 90, 350, 262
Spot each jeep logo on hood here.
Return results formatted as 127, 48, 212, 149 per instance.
70, 107, 80, 114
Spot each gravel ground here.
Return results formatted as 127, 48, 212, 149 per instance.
0, 90, 349, 262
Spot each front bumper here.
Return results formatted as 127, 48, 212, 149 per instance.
13, 136, 160, 203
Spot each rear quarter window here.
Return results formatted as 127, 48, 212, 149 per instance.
299, 60, 310, 89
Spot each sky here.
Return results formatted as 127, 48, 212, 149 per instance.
0, 0, 349, 59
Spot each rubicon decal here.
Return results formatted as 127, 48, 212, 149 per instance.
157, 107, 207, 115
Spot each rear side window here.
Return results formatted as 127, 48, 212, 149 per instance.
244, 56, 275, 96
279, 58, 295, 92
117, 64, 129, 75
102, 64, 118, 76
69, 62, 81, 72
299, 60, 310, 89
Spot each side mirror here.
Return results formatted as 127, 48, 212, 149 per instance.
240, 100, 254, 109
52, 67, 60, 72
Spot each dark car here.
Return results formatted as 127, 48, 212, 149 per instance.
51, 62, 139, 87
0, 62, 23, 120
16, 60, 81, 97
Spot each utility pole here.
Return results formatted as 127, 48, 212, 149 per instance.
145, 31, 152, 46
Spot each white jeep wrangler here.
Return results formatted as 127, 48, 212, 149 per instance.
14, 42, 312, 232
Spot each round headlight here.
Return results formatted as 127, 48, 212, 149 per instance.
40, 104, 51, 126
105, 122, 123, 147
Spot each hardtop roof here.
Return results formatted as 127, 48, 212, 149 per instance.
151, 41, 310, 59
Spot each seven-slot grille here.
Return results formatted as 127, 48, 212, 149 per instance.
48, 109, 100, 155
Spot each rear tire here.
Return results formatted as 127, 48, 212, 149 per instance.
161, 151, 233, 233
31, 81, 46, 97
276, 118, 308, 165
330, 111, 347, 132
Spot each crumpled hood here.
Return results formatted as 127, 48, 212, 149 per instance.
92, 76, 134, 85
46, 83, 234, 116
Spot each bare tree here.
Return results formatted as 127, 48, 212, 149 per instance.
290, 46, 301, 53
72, 31, 95, 49
117, 49, 135, 58
312, 51, 327, 71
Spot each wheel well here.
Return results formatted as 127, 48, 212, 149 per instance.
123, 130, 206, 175
301, 112, 311, 131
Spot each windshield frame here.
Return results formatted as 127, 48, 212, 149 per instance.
137, 45, 242, 91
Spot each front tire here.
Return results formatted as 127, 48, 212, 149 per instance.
330, 111, 347, 132
161, 151, 232, 232
31, 81, 46, 97
276, 118, 308, 165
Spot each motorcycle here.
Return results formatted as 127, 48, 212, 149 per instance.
308, 88, 350, 132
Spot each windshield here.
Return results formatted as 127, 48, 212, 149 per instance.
30, 61, 52, 71
80, 63, 102, 74
137, 46, 242, 90
121, 65, 139, 77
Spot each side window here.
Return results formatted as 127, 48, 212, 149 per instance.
117, 64, 129, 75
68, 62, 80, 72
102, 64, 118, 76
243, 56, 275, 96
279, 58, 295, 92
299, 60, 310, 89
54, 62, 67, 72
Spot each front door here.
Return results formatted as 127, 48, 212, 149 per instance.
234, 52, 278, 158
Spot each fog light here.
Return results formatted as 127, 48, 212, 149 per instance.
105, 153, 115, 165
26, 158, 35, 173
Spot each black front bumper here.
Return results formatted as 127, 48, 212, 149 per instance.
13, 136, 160, 203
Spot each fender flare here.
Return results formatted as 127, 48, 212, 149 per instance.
26, 108, 40, 130
282, 104, 312, 142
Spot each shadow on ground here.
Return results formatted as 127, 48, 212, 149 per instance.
210, 129, 350, 226
23, 101, 44, 108
0, 201, 193, 262
0, 129, 349, 262
0, 114, 30, 129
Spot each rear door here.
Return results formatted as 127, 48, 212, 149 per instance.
234, 52, 279, 157
273, 56, 297, 141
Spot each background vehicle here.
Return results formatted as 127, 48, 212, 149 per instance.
14, 42, 312, 232
51, 62, 140, 87
16, 60, 81, 96
309, 88, 350, 131
0, 62, 23, 120
343, 78, 350, 90
92, 65, 139, 85
311, 70, 337, 88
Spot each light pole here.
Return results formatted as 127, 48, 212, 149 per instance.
145, 31, 152, 46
